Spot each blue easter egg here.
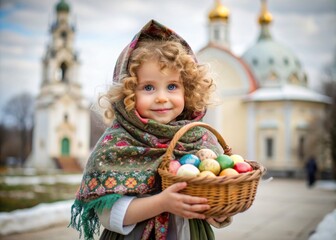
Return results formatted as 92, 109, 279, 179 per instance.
179, 154, 201, 167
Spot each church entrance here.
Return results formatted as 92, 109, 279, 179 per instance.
61, 137, 70, 156
56, 137, 81, 172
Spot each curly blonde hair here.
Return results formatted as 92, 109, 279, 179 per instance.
99, 39, 215, 121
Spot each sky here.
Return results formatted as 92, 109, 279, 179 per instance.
0, 0, 335, 121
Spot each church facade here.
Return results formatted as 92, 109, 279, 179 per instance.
200, 0, 331, 176
28, 0, 90, 171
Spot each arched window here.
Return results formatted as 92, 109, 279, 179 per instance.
252, 58, 258, 66
268, 71, 278, 81
61, 137, 70, 156
64, 113, 68, 122
289, 73, 300, 85
61, 31, 67, 40
298, 135, 305, 161
214, 28, 220, 41
265, 137, 274, 159
61, 31, 67, 47
60, 62, 67, 82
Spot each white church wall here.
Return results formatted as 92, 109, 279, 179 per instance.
30, 107, 56, 169
198, 48, 255, 159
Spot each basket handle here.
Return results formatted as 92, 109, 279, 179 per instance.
162, 122, 232, 163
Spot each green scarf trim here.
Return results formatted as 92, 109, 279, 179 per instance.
189, 219, 215, 240
69, 194, 122, 240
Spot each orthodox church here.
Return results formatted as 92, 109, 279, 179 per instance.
27, 0, 90, 171
200, 0, 331, 176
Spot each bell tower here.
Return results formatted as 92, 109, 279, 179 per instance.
208, 0, 230, 49
42, 0, 79, 89
29, 0, 90, 171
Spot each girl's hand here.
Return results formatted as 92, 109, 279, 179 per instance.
206, 216, 232, 228
158, 182, 210, 219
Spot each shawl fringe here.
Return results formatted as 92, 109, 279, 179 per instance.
69, 194, 122, 240
189, 219, 215, 240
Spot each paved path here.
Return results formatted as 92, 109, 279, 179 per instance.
213, 179, 336, 240
2, 179, 336, 240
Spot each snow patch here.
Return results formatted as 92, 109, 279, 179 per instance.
0, 200, 73, 235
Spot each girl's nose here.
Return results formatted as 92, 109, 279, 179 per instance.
155, 93, 168, 103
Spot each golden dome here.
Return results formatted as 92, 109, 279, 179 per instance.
208, 0, 230, 21
258, 0, 273, 24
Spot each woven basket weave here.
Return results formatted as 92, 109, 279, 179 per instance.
158, 122, 266, 218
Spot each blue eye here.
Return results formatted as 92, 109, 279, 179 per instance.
144, 85, 154, 91
167, 84, 177, 91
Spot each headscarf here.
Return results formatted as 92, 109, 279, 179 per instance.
112, 19, 196, 84
69, 19, 221, 240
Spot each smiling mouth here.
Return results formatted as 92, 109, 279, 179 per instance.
152, 108, 171, 113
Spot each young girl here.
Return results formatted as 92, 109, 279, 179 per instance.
70, 19, 231, 240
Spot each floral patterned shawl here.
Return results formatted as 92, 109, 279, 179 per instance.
69, 19, 221, 240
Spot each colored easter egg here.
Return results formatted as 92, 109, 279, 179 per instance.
176, 164, 200, 177
179, 154, 201, 167
196, 149, 217, 161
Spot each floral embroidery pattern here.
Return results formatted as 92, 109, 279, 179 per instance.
141, 212, 169, 240
78, 170, 159, 198
104, 177, 117, 189
116, 140, 129, 147
125, 177, 137, 188
147, 176, 155, 187
88, 178, 98, 190
102, 134, 113, 145
95, 186, 106, 195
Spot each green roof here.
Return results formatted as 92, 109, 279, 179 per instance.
56, 0, 70, 12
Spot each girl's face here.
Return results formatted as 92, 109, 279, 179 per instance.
135, 60, 185, 124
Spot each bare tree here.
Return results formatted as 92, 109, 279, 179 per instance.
3, 92, 34, 166
321, 49, 336, 179
0, 123, 6, 165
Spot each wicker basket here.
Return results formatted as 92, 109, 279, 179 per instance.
158, 122, 266, 218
